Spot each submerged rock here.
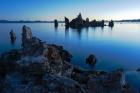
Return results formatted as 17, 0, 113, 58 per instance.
136, 68, 140, 72
69, 13, 85, 28
65, 17, 70, 26
86, 54, 97, 66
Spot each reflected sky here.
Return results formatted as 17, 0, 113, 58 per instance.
0, 22, 140, 91
0, 23, 140, 70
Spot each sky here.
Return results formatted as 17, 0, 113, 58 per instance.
0, 0, 140, 21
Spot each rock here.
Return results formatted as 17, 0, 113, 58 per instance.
136, 68, 140, 72
10, 30, 16, 40
65, 17, 70, 27
54, 19, 58, 28
44, 74, 86, 93
86, 54, 97, 66
65, 13, 112, 29
87, 78, 105, 93
10, 30, 16, 44
109, 20, 114, 27
22, 25, 33, 48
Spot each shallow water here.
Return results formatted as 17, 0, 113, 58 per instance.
0, 22, 140, 90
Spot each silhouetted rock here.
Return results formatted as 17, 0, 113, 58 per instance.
65, 13, 111, 29
10, 30, 16, 44
69, 13, 85, 28
85, 18, 89, 27
109, 20, 114, 27
54, 19, 58, 28
86, 54, 97, 66
65, 17, 70, 28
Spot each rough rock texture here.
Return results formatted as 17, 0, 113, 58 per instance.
64, 13, 113, 29
0, 25, 138, 93
22, 25, 33, 48
69, 13, 85, 28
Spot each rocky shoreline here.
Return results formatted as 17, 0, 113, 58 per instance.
0, 25, 138, 93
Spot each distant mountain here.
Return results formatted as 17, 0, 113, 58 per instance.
116, 19, 140, 22
0, 20, 64, 23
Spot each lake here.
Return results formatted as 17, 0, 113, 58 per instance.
0, 22, 140, 90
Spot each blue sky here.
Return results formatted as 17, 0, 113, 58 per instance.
0, 0, 140, 20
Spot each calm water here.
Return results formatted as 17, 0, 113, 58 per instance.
0, 23, 140, 90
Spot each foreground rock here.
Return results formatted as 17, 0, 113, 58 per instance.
0, 25, 138, 93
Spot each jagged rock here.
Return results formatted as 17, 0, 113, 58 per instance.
87, 78, 106, 93
65, 17, 70, 26
65, 13, 111, 29
85, 18, 89, 27
69, 13, 85, 28
10, 30, 16, 40
109, 20, 114, 27
86, 54, 97, 66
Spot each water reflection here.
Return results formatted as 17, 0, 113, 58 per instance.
0, 23, 140, 92
65, 27, 69, 37
74, 28, 83, 39
10, 38, 16, 45
54, 26, 58, 31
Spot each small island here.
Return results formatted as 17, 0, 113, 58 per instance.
64, 13, 114, 29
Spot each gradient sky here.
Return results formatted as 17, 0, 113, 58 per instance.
0, 0, 140, 21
